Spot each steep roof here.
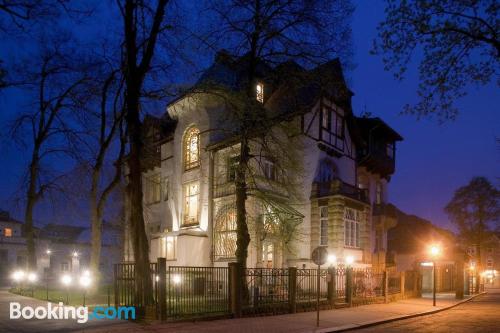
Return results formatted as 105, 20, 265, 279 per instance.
0, 210, 23, 224
39, 224, 86, 243
355, 117, 403, 142
388, 206, 456, 255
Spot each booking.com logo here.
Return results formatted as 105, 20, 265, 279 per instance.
10, 302, 135, 323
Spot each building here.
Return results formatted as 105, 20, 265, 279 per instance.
0, 209, 122, 284
0, 210, 28, 284
127, 52, 403, 269
467, 233, 500, 288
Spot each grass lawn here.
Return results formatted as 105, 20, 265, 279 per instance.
11, 285, 114, 307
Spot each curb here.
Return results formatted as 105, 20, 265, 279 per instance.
322, 292, 487, 333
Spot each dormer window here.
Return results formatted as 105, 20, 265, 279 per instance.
256, 82, 264, 103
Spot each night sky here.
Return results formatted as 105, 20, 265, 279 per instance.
0, 0, 498, 231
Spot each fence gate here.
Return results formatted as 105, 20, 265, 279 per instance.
114, 262, 158, 317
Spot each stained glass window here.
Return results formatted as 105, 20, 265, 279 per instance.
213, 204, 237, 260
184, 127, 200, 170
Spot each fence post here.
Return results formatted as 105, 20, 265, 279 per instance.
114, 264, 119, 308
383, 270, 388, 303
327, 267, 336, 307
288, 267, 297, 313
157, 258, 167, 321
229, 262, 242, 317
400, 271, 405, 299
346, 267, 353, 307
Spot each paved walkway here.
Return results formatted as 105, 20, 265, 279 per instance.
83, 293, 481, 333
0, 289, 128, 333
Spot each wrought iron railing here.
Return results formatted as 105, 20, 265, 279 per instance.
166, 266, 229, 319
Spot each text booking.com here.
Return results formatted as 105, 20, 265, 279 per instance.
10, 302, 135, 323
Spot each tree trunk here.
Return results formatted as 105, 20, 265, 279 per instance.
89, 184, 102, 279
126, 84, 153, 307
235, 135, 251, 303
25, 149, 39, 271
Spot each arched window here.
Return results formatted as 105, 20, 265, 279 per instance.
183, 126, 200, 170
213, 204, 237, 260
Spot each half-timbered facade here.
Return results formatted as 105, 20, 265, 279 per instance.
124, 52, 403, 269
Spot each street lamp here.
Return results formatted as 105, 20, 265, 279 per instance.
11, 270, 25, 292
429, 244, 441, 306
72, 251, 78, 258
61, 274, 72, 304
327, 254, 337, 266
79, 271, 92, 307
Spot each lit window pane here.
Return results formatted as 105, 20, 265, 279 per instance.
184, 127, 200, 170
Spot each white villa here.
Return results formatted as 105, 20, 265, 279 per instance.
124, 52, 403, 270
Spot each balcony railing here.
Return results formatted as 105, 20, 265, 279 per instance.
311, 179, 369, 203
373, 203, 398, 218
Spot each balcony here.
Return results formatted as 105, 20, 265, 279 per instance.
359, 147, 395, 177
311, 178, 369, 203
373, 203, 398, 229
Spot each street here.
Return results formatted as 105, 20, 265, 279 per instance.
356, 289, 500, 333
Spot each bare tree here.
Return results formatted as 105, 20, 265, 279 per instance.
120, 0, 171, 307
9, 35, 92, 269
79, 68, 127, 279
445, 177, 499, 292
204, 0, 354, 271
373, 0, 499, 121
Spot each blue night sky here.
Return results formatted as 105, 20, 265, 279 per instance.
0, 0, 498, 231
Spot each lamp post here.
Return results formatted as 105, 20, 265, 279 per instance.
79, 271, 91, 307
61, 274, 72, 304
46, 249, 51, 300
429, 245, 441, 306
27, 272, 37, 297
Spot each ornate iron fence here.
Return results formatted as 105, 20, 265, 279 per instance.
352, 268, 384, 298
244, 268, 289, 314
114, 262, 415, 320
166, 266, 229, 319
388, 270, 401, 294
296, 268, 328, 303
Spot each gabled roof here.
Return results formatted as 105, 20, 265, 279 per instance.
39, 224, 86, 242
170, 50, 353, 120
0, 210, 23, 224
355, 117, 403, 142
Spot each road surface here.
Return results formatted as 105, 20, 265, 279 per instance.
355, 288, 500, 332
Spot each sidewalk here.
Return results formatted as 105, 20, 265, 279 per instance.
85, 294, 483, 333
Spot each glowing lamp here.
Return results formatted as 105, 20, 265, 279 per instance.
61, 274, 72, 286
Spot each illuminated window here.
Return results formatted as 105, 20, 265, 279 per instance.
184, 127, 200, 170
256, 83, 264, 103
183, 182, 199, 226
4, 228, 12, 237
344, 208, 361, 248
213, 204, 237, 260
319, 206, 328, 246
